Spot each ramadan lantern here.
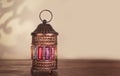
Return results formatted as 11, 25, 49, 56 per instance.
31, 10, 58, 73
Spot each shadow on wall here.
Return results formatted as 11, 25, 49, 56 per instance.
0, 0, 34, 59
0, 0, 33, 34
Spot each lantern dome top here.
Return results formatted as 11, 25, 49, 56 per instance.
31, 20, 58, 35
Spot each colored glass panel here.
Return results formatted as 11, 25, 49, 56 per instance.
45, 47, 50, 60
33, 46, 38, 59
51, 47, 55, 60
38, 47, 43, 60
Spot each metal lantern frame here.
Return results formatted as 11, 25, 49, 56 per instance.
31, 10, 58, 74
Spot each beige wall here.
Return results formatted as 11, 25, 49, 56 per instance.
0, 0, 120, 59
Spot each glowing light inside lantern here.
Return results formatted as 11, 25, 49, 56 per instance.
45, 47, 50, 60
51, 47, 55, 60
38, 47, 43, 60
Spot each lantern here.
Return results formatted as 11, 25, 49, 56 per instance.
31, 10, 58, 73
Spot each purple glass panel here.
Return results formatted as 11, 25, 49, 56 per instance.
45, 47, 50, 60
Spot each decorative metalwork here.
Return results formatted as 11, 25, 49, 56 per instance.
31, 10, 58, 74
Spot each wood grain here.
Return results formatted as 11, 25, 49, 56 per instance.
0, 59, 120, 76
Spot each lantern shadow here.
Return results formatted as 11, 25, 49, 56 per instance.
0, 0, 23, 34
31, 71, 57, 76
0, 0, 34, 59
0, 0, 34, 36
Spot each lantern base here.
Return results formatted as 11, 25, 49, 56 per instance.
32, 60, 57, 70
31, 67, 53, 74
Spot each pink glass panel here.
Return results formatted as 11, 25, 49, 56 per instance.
51, 47, 55, 60
38, 47, 43, 60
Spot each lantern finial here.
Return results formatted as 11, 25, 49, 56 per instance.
39, 9, 53, 23
43, 20, 47, 24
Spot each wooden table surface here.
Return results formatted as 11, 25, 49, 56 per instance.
0, 59, 120, 76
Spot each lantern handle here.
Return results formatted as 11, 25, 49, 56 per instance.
39, 9, 53, 23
